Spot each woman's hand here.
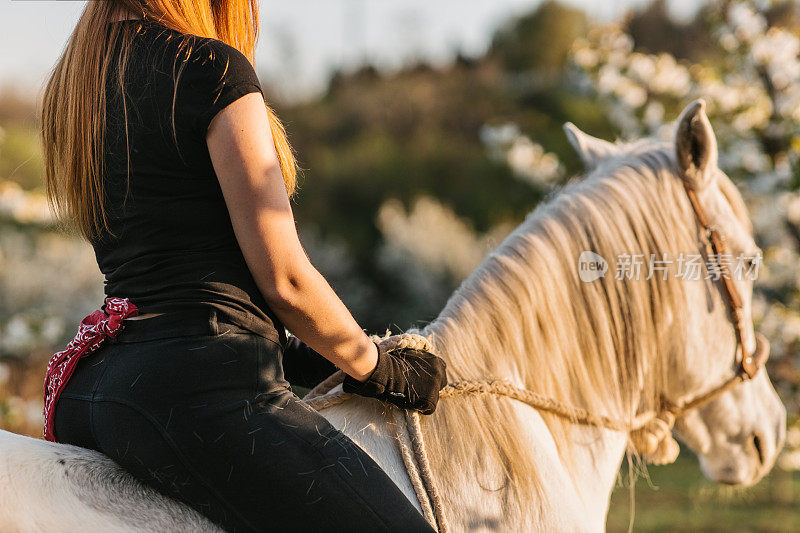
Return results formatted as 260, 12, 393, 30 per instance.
342, 345, 448, 415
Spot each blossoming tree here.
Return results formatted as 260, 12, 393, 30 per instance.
571, 0, 800, 468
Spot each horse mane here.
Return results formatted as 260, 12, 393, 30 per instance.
420, 140, 706, 517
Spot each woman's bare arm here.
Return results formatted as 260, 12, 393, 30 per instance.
206, 92, 378, 381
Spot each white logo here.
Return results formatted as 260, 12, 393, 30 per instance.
578, 251, 608, 282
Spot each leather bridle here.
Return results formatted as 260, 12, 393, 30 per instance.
663, 181, 770, 418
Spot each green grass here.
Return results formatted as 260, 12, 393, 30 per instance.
607, 453, 800, 532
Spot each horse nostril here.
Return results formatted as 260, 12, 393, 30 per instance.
752, 433, 766, 466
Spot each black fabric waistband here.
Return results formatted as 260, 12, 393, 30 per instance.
110, 308, 259, 344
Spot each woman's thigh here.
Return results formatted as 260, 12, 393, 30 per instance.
63, 331, 432, 532
89, 390, 431, 532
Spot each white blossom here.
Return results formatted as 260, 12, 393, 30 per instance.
481, 123, 564, 186
728, 3, 767, 44
0, 181, 53, 225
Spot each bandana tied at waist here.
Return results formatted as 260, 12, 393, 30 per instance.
42, 297, 138, 442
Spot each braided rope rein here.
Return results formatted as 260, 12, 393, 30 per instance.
303, 332, 684, 533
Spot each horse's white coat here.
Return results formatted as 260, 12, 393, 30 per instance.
0, 430, 222, 532
0, 101, 786, 532
322, 396, 629, 532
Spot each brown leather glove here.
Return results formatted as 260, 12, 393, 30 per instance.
342, 343, 448, 414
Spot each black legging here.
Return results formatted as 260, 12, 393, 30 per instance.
54, 309, 432, 532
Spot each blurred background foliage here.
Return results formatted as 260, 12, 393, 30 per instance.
2, 0, 800, 529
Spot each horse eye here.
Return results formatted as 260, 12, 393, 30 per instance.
746, 252, 763, 269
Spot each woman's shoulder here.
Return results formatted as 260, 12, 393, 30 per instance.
186, 37, 257, 85
130, 21, 256, 82
123, 20, 263, 133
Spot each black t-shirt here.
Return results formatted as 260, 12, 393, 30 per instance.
95, 19, 284, 344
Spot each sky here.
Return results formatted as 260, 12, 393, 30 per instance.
0, 0, 699, 100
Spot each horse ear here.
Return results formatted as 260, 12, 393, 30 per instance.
675, 99, 718, 191
563, 122, 618, 170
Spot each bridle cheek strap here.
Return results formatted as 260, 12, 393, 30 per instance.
684, 184, 769, 382
633, 184, 772, 465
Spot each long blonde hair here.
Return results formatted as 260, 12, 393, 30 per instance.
41, 0, 297, 240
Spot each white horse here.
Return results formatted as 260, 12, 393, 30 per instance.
0, 101, 786, 532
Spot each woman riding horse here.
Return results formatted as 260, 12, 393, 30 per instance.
40, 1, 447, 531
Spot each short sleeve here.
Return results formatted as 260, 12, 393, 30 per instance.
177, 38, 264, 136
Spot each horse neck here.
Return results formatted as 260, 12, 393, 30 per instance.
419, 161, 693, 525
420, 242, 631, 524
423, 153, 693, 416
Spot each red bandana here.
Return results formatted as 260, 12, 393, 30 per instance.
42, 297, 138, 441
